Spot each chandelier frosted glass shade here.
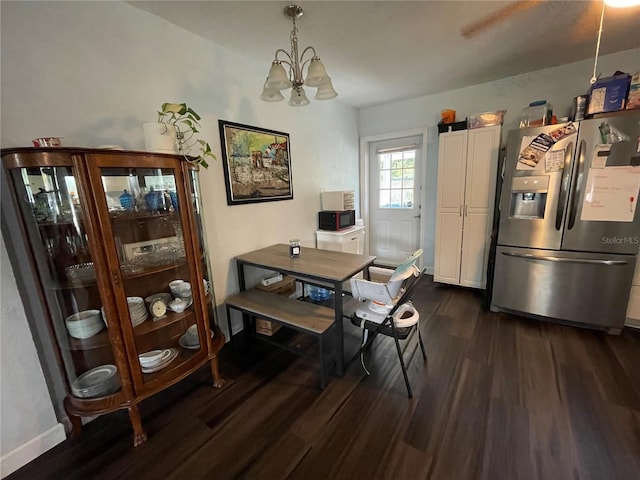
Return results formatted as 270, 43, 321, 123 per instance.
260, 80, 285, 102
266, 61, 292, 91
289, 87, 310, 107
260, 4, 337, 106
305, 58, 329, 87
314, 77, 338, 100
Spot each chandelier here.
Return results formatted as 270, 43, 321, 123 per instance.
260, 4, 338, 106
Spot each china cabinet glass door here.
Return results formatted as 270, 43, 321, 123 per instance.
95, 163, 207, 388
9, 162, 123, 400
188, 168, 217, 325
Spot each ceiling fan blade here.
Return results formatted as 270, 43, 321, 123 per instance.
460, 0, 539, 38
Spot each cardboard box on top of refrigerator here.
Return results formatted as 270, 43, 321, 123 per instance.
626, 71, 640, 110
587, 72, 632, 115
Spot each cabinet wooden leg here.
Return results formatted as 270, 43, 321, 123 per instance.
63, 397, 83, 439
128, 405, 147, 447
210, 356, 225, 388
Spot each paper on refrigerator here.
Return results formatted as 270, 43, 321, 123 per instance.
581, 166, 640, 222
516, 123, 577, 171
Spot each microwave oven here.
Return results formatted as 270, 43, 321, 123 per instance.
318, 210, 356, 231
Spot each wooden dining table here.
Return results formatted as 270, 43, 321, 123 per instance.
235, 244, 376, 376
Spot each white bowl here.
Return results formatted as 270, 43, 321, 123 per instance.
65, 310, 104, 339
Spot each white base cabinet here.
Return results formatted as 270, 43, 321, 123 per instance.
434, 125, 501, 289
316, 226, 365, 255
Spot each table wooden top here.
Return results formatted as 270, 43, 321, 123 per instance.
235, 244, 376, 283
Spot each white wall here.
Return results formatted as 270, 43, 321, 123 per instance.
0, 237, 66, 477
358, 48, 640, 270
0, 0, 359, 473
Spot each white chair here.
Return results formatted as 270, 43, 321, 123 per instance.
349, 250, 426, 398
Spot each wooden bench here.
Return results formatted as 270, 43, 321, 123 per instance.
225, 288, 336, 388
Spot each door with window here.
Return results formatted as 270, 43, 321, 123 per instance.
368, 135, 422, 266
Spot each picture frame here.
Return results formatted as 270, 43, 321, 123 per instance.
218, 120, 293, 205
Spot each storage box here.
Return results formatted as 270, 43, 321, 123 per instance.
467, 110, 505, 129
587, 73, 631, 114
437, 119, 467, 134
254, 276, 297, 336
255, 275, 296, 295
626, 71, 640, 110
255, 318, 282, 336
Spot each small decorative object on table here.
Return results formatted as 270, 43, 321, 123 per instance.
289, 239, 301, 257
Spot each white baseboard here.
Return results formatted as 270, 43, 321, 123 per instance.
625, 318, 640, 330
0, 423, 66, 478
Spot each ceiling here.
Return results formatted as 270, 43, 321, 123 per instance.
128, 1, 640, 109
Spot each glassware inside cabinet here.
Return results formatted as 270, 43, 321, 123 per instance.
8, 165, 122, 400
99, 166, 202, 381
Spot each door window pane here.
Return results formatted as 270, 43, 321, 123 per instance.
377, 149, 416, 209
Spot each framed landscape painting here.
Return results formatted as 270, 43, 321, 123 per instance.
218, 120, 293, 205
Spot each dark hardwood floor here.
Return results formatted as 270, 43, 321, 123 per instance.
9, 278, 640, 480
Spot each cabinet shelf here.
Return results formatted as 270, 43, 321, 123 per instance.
66, 306, 196, 352
109, 211, 179, 222
133, 308, 195, 336
68, 329, 111, 351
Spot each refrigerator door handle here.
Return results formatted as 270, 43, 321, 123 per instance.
555, 142, 573, 230
567, 139, 586, 230
501, 251, 628, 266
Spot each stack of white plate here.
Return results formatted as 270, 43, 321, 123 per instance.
65, 310, 104, 339
71, 364, 120, 398
127, 297, 148, 326
138, 348, 179, 373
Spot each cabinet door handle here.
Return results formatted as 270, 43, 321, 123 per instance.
464, 205, 468, 217
459, 205, 462, 216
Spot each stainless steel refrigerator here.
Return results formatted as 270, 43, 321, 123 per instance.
491, 112, 640, 333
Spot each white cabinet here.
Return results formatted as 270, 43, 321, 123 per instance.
434, 125, 501, 289
316, 226, 365, 254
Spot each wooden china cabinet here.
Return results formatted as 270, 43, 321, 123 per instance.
1, 148, 225, 447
